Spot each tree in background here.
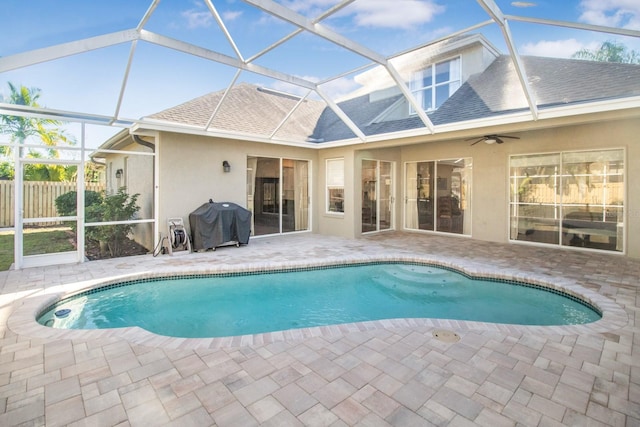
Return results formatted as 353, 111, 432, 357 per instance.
0, 82, 76, 180
572, 40, 640, 64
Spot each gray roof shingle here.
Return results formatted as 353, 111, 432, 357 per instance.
145, 55, 640, 143
148, 83, 326, 141
430, 55, 640, 125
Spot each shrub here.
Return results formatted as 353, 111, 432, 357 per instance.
54, 190, 103, 231
86, 188, 140, 257
55, 190, 103, 216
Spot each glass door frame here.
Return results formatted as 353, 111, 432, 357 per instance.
361, 159, 395, 234
247, 156, 311, 237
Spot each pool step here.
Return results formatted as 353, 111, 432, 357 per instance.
371, 267, 466, 299
379, 265, 459, 286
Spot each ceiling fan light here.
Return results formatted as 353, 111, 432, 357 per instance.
484, 138, 496, 144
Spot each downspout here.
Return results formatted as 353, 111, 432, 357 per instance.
133, 134, 155, 151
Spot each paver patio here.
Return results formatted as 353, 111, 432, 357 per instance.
0, 232, 638, 426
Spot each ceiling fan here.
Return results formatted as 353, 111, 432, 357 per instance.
467, 134, 520, 146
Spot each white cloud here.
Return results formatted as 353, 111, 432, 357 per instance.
280, 0, 338, 16
281, 0, 444, 30
181, 9, 213, 29
223, 10, 243, 21
519, 38, 600, 58
578, 0, 640, 30
346, 0, 445, 30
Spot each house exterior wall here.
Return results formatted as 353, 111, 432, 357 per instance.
314, 116, 639, 258
351, 38, 497, 111
156, 132, 318, 238
315, 148, 356, 238
101, 143, 154, 250
125, 113, 639, 258
396, 117, 639, 257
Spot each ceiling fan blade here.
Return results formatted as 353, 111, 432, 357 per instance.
495, 137, 504, 144
496, 135, 520, 139
469, 137, 484, 146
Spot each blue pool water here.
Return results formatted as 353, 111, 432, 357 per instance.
37, 263, 601, 338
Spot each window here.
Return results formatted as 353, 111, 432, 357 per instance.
410, 57, 461, 113
510, 149, 624, 252
326, 158, 344, 213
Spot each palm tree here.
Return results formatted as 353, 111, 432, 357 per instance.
572, 41, 640, 64
1, 83, 46, 151
0, 82, 75, 180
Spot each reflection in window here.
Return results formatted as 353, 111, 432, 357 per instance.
326, 158, 344, 213
405, 158, 472, 235
261, 179, 278, 214
510, 149, 624, 252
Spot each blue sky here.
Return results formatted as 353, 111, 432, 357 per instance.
1, 0, 639, 147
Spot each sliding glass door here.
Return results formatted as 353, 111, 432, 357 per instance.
247, 156, 309, 236
362, 159, 393, 233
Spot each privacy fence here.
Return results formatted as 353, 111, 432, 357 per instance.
0, 181, 104, 228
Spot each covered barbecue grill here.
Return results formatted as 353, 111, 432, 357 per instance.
189, 201, 252, 251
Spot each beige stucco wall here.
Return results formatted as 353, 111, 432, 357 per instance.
103, 143, 154, 250
157, 132, 318, 238
381, 116, 639, 257
136, 113, 639, 259
314, 115, 639, 257
315, 148, 355, 238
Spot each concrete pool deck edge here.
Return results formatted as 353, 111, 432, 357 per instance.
8, 254, 629, 351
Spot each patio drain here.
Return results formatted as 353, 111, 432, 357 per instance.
432, 329, 460, 343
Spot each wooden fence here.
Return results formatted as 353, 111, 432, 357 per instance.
0, 181, 104, 227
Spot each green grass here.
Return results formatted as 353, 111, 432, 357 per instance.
0, 228, 76, 271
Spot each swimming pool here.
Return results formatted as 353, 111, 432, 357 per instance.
37, 262, 601, 338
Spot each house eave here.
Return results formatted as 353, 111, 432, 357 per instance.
131, 95, 640, 150
323, 95, 640, 148
131, 119, 322, 149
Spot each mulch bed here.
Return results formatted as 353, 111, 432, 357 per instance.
85, 238, 149, 261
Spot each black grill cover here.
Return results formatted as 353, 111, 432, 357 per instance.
189, 202, 252, 250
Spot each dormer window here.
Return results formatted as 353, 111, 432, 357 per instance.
410, 57, 461, 113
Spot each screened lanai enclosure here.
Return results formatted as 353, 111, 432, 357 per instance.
1, 0, 639, 269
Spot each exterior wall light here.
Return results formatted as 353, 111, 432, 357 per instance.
222, 160, 231, 173
115, 168, 123, 178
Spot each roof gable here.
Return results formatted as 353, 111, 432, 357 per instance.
142, 56, 640, 144
147, 83, 326, 141
429, 55, 640, 125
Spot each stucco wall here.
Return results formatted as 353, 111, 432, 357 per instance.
397, 117, 639, 257
102, 143, 154, 250
314, 116, 639, 257
141, 114, 640, 258
157, 132, 318, 238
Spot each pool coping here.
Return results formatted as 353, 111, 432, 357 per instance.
7, 255, 629, 350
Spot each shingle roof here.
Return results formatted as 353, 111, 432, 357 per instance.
145, 56, 640, 143
148, 83, 326, 141
430, 55, 640, 125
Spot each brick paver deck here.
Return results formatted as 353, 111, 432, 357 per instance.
0, 232, 638, 426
